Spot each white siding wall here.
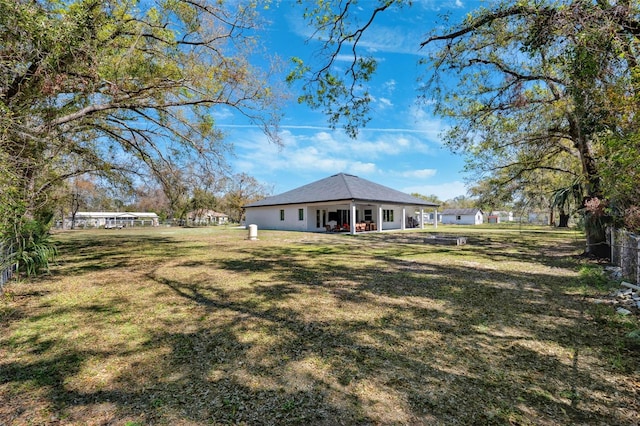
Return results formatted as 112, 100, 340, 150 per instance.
245, 205, 309, 231
441, 214, 482, 225
475, 211, 483, 225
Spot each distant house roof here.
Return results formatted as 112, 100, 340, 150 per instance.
441, 208, 482, 216
245, 173, 439, 208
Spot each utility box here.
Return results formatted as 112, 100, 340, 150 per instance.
248, 224, 258, 240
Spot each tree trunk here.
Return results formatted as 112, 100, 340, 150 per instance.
584, 214, 609, 258
558, 213, 570, 228
569, 119, 610, 258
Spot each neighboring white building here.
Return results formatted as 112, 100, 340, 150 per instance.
244, 173, 439, 234
187, 209, 229, 225
490, 211, 514, 222
62, 212, 159, 228
441, 208, 484, 225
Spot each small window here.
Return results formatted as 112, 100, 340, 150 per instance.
456, 215, 461, 221
280, 209, 285, 221
298, 208, 304, 221
383, 209, 394, 222
364, 209, 372, 221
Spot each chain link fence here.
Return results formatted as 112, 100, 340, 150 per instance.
0, 242, 17, 290
607, 227, 640, 284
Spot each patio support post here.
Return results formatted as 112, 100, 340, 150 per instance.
401, 206, 406, 230
434, 208, 438, 229
350, 202, 356, 235
420, 208, 424, 229
378, 205, 383, 232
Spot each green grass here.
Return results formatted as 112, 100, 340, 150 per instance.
0, 225, 638, 425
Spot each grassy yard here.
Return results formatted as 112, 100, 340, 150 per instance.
1, 225, 638, 425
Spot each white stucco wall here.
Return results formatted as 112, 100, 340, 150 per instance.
378, 206, 400, 230
245, 205, 310, 231
441, 212, 483, 225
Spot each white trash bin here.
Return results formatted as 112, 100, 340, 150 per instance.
248, 224, 258, 240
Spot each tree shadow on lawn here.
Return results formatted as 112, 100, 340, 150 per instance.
217, 242, 633, 356
143, 253, 638, 424
3, 230, 637, 425
355, 231, 585, 269
149, 262, 633, 424
52, 234, 187, 276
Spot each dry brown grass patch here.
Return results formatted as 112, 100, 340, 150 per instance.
0, 226, 638, 425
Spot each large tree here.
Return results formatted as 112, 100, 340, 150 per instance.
422, 0, 640, 257
222, 172, 272, 223
292, 0, 640, 257
1, 0, 282, 272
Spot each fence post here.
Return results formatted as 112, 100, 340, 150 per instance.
0, 242, 16, 290
620, 229, 624, 269
609, 227, 615, 264
636, 235, 640, 285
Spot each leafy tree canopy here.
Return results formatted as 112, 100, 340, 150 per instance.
293, 0, 640, 256
0, 0, 282, 273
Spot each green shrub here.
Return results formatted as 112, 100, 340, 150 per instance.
2, 207, 57, 278
578, 264, 611, 290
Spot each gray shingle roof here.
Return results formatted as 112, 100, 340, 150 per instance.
245, 173, 439, 208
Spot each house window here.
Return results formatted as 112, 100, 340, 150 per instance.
280, 209, 285, 221
383, 209, 394, 222
456, 215, 461, 221
298, 208, 304, 221
364, 209, 372, 221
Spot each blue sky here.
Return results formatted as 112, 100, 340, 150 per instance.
216, 0, 478, 200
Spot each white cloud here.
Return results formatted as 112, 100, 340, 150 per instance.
287, 145, 349, 172
335, 54, 357, 63
283, 0, 470, 57
349, 162, 378, 175
378, 97, 393, 108
406, 105, 446, 144
286, 11, 428, 57
228, 124, 459, 197
400, 169, 437, 179
402, 181, 468, 201
383, 79, 397, 94
413, 0, 466, 11
212, 107, 234, 121
240, 122, 438, 157
231, 128, 387, 177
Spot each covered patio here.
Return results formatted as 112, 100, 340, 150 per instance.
311, 201, 437, 234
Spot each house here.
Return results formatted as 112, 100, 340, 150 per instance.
187, 209, 229, 225
244, 173, 438, 234
61, 211, 159, 228
489, 210, 514, 223
441, 208, 484, 225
